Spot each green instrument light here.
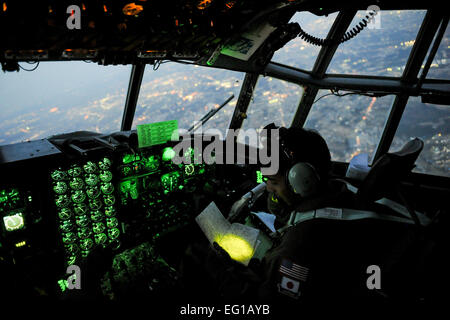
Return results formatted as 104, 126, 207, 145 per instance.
51, 170, 67, 181
161, 171, 181, 193
94, 233, 108, 245
90, 210, 104, 222
144, 155, 160, 171
58, 208, 72, 220
93, 222, 106, 234
162, 147, 176, 161
85, 174, 99, 187
75, 215, 90, 228
68, 166, 82, 177
105, 206, 116, 217
122, 153, 140, 164
120, 165, 132, 177
3, 212, 25, 232
77, 227, 93, 239
101, 183, 114, 195
71, 190, 86, 204
55, 195, 70, 208
66, 255, 77, 266
106, 217, 119, 229
86, 187, 100, 199
256, 170, 263, 184
103, 194, 116, 206
99, 170, 113, 183
59, 220, 74, 233
64, 243, 80, 255
58, 279, 68, 292
83, 161, 98, 174
89, 198, 103, 210
80, 238, 94, 251
98, 157, 112, 170
74, 203, 88, 216
62, 232, 77, 244
53, 181, 68, 194
69, 177, 85, 190
108, 228, 120, 240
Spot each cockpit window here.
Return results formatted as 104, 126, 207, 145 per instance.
425, 23, 449, 80
327, 10, 426, 77
272, 11, 339, 71
239, 75, 303, 133
0, 62, 131, 146
133, 63, 244, 136
390, 96, 449, 177
304, 90, 395, 163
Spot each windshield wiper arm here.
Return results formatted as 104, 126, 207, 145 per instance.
188, 94, 235, 132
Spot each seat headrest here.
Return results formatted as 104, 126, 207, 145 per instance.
356, 138, 424, 205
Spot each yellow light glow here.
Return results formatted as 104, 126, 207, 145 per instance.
15, 241, 26, 248
214, 234, 254, 263
3, 2, 7, 12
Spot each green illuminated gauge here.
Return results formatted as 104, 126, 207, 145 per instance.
103, 194, 115, 206
184, 164, 195, 176
81, 250, 90, 258
93, 222, 106, 234
53, 181, 68, 194
66, 255, 77, 266
75, 215, 90, 228
106, 217, 118, 228
162, 147, 176, 161
120, 165, 132, 177
161, 171, 180, 193
89, 198, 103, 210
98, 157, 112, 170
109, 239, 121, 250
64, 243, 80, 255
144, 155, 159, 171
80, 238, 94, 251
83, 161, 98, 174
99, 170, 113, 183
69, 177, 85, 190
55, 195, 70, 208
101, 182, 114, 195
122, 153, 140, 164
51, 169, 68, 181
85, 174, 99, 186
74, 203, 88, 216
108, 228, 120, 240
104, 206, 116, 217
59, 220, 74, 233
62, 232, 77, 244
71, 190, 86, 204
77, 227, 92, 239
68, 166, 82, 177
90, 210, 104, 222
58, 208, 73, 220
86, 186, 100, 199
94, 233, 108, 246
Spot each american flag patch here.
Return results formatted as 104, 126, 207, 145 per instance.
279, 259, 309, 282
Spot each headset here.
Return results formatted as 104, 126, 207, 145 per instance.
265, 123, 322, 198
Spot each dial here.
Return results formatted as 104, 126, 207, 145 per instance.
99, 170, 113, 183
104, 206, 116, 217
106, 217, 118, 228
98, 157, 112, 171
90, 210, 104, 222
58, 208, 72, 220
71, 190, 86, 204
53, 181, 68, 194
51, 169, 67, 181
103, 194, 115, 206
93, 222, 106, 234
59, 220, 74, 233
86, 186, 100, 199
74, 203, 88, 216
77, 227, 93, 239
83, 161, 98, 174
101, 182, 114, 195
55, 195, 70, 208
85, 174, 99, 186
89, 198, 103, 210
80, 238, 94, 251
94, 233, 108, 245
70, 177, 85, 190
108, 228, 120, 240
68, 166, 83, 177
75, 215, 90, 227
62, 232, 77, 244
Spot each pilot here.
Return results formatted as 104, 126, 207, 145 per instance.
184, 125, 368, 306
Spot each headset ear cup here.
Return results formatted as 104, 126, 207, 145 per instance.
287, 163, 320, 197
